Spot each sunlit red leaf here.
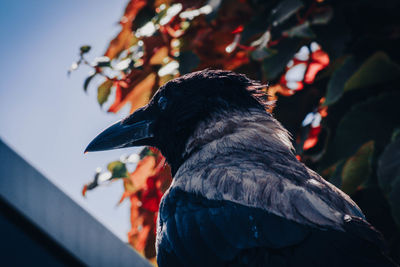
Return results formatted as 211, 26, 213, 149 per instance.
303, 132, 320, 150
302, 109, 324, 151
304, 50, 330, 84
129, 73, 157, 113
142, 35, 166, 64
128, 194, 156, 256
108, 71, 157, 113
118, 190, 132, 205
119, 147, 172, 259
270, 83, 295, 98
142, 177, 163, 212
104, 0, 147, 60
232, 25, 244, 34
156, 164, 172, 193
224, 51, 249, 70
130, 155, 157, 189
82, 184, 88, 197
105, 28, 135, 61
149, 46, 169, 65
122, 0, 148, 23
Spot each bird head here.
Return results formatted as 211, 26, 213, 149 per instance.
85, 69, 270, 174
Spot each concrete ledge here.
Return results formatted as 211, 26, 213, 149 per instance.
0, 139, 152, 267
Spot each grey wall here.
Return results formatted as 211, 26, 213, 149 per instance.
0, 139, 152, 267
0, 196, 85, 266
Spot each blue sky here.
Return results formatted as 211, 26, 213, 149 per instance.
0, 0, 139, 241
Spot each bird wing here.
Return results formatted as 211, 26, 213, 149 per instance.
157, 188, 395, 267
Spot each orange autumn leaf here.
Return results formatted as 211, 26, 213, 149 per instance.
130, 156, 157, 189
128, 205, 156, 258
82, 184, 88, 197
303, 136, 319, 150
303, 126, 322, 150
149, 46, 169, 65
223, 51, 250, 70
117, 190, 132, 205
105, 29, 135, 60
118, 155, 157, 204
104, 0, 147, 60
128, 73, 157, 114
124, 149, 171, 259
109, 71, 157, 113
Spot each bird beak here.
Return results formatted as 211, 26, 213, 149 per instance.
85, 107, 155, 153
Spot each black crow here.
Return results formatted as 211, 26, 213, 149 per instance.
86, 69, 396, 266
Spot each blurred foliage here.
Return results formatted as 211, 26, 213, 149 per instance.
73, 0, 400, 263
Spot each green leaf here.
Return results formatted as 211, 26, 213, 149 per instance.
312, 14, 350, 60
344, 51, 400, 92
97, 79, 114, 106
262, 38, 301, 80
341, 141, 374, 195
269, 0, 304, 27
94, 56, 111, 68
326, 160, 346, 188
391, 127, 400, 142
241, 15, 269, 44
204, 0, 223, 22
378, 135, 400, 195
283, 22, 315, 38
378, 132, 400, 228
388, 176, 400, 228
324, 56, 358, 106
310, 6, 333, 25
241, 0, 303, 44
83, 73, 96, 92
107, 161, 128, 178
178, 51, 199, 75
80, 45, 91, 54
321, 92, 400, 168
139, 147, 157, 159
251, 47, 277, 61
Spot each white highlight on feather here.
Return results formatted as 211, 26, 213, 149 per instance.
307, 178, 323, 187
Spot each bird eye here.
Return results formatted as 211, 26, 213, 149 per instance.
157, 96, 168, 111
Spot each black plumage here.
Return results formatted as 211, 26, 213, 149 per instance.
86, 69, 397, 266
